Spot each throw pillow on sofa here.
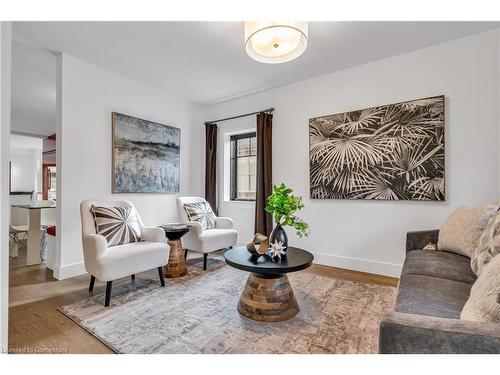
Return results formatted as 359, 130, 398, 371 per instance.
461, 253, 500, 322
438, 204, 499, 258
91, 205, 142, 247
183, 201, 216, 230
471, 213, 500, 276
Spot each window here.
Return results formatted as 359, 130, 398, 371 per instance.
230, 132, 256, 201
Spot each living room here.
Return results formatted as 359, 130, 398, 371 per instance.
1, 0, 500, 372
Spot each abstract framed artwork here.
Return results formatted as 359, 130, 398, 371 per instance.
112, 112, 180, 193
309, 95, 445, 201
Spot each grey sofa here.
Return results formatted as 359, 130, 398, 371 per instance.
379, 229, 500, 354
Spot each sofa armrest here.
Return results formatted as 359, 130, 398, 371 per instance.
406, 229, 439, 252
379, 311, 500, 354
215, 217, 234, 229
186, 221, 203, 237
141, 227, 165, 243
82, 234, 108, 259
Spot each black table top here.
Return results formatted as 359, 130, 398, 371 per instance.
160, 224, 189, 232
224, 246, 314, 275
159, 225, 190, 240
13, 204, 56, 210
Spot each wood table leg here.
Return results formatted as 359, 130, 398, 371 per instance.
26, 209, 41, 265
237, 273, 299, 322
163, 239, 187, 278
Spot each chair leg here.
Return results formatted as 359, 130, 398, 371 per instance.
131, 274, 135, 281
184, 249, 188, 260
158, 267, 165, 287
203, 253, 208, 270
89, 275, 96, 292
104, 281, 113, 307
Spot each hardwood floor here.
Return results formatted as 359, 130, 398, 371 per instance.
8, 250, 398, 354
304, 264, 399, 287
9, 264, 114, 354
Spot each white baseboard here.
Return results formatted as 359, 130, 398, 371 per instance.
312, 252, 402, 278
50, 255, 400, 280
52, 261, 86, 280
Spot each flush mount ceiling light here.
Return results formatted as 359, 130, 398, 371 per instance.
244, 21, 308, 64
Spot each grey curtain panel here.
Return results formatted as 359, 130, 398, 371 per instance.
205, 123, 218, 215
254, 112, 273, 236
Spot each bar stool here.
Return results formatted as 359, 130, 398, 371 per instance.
9, 225, 28, 258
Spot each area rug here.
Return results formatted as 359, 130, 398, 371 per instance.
58, 258, 395, 354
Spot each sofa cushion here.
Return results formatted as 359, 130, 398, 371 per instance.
461, 254, 500, 322
471, 213, 500, 276
183, 201, 216, 230
394, 274, 472, 319
92, 241, 169, 281
402, 250, 476, 284
91, 205, 142, 247
438, 204, 499, 257
199, 229, 238, 252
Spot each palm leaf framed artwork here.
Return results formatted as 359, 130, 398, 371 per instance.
309, 95, 445, 201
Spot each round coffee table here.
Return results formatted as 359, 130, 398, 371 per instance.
224, 246, 314, 322
160, 225, 191, 278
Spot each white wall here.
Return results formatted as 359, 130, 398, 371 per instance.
9, 134, 43, 227
55, 54, 204, 279
9, 133, 42, 192
203, 29, 500, 277
0, 21, 12, 353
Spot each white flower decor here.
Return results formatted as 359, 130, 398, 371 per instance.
269, 241, 287, 261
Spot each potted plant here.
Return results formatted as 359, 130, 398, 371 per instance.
265, 183, 310, 250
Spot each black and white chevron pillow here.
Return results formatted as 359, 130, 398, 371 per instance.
91, 205, 142, 246
183, 201, 216, 230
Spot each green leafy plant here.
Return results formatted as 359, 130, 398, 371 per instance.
265, 183, 310, 238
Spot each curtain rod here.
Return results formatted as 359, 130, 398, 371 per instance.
204, 107, 275, 125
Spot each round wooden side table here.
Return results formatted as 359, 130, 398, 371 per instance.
160, 225, 191, 278
224, 246, 314, 322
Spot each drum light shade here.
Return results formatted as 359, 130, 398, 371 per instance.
244, 22, 308, 64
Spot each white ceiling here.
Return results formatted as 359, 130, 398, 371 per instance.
12, 21, 500, 109
11, 40, 57, 137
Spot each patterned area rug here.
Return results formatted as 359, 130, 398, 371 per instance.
59, 259, 395, 354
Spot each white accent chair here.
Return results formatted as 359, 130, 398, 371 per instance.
177, 197, 237, 270
80, 199, 169, 306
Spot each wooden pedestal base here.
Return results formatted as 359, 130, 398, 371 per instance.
237, 273, 299, 322
163, 239, 187, 278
